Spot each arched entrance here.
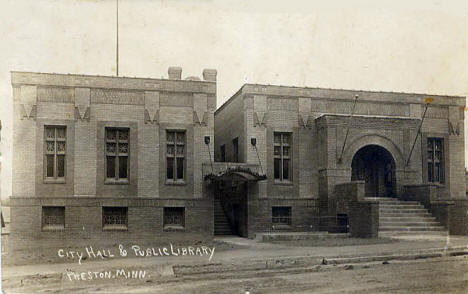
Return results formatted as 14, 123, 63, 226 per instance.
351, 145, 396, 197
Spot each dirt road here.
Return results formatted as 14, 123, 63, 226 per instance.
4, 255, 468, 293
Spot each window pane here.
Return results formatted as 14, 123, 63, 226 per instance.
282, 135, 290, 144
440, 165, 444, 183
57, 142, 66, 153
428, 163, 433, 182
427, 139, 433, 150
56, 128, 66, 139
427, 150, 433, 161
118, 130, 129, 141
177, 158, 184, 179
57, 155, 65, 177
272, 207, 291, 225
167, 158, 174, 179
46, 141, 55, 153
274, 158, 280, 179
274, 146, 281, 156
283, 146, 290, 156
167, 132, 174, 143
119, 156, 128, 179
434, 163, 440, 182
176, 145, 184, 155
274, 134, 281, 144
107, 156, 116, 178
106, 143, 116, 154
176, 132, 184, 143
435, 151, 442, 161
283, 159, 290, 180
46, 155, 54, 177
119, 143, 128, 154
167, 145, 174, 155
46, 128, 55, 139
106, 130, 116, 141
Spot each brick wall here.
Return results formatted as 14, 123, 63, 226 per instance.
9, 70, 216, 257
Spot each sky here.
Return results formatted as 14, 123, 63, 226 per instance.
1, 0, 468, 197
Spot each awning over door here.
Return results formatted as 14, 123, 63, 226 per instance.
204, 166, 267, 184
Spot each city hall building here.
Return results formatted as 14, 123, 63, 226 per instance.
6, 69, 468, 255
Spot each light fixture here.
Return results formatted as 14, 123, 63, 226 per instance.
251, 137, 256, 146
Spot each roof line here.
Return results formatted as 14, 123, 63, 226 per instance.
215, 84, 246, 115
10, 71, 215, 84
242, 83, 465, 99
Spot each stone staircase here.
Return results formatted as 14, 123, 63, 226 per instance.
366, 198, 448, 238
214, 199, 233, 235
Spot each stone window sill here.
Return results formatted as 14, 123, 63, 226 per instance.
42, 225, 65, 232
428, 182, 445, 188
163, 225, 185, 232
165, 180, 186, 186
44, 178, 66, 184
103, 225, 128, 231
271, 224, 292, 230
105, 179, 130, 185
274, 180, 293, 186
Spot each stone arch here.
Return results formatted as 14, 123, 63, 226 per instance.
341, 134, 405, 170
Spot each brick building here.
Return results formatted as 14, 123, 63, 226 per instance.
214, 84, 468, 237
7, 71, 468, 255
9, 68, 217, 252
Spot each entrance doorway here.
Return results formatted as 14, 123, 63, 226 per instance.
351, 145, 396, 197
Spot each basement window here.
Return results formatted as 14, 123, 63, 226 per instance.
102, 207, 128, 231
164, 207, 185, 230
272, 206, 291, 226
42, 206, 65, 231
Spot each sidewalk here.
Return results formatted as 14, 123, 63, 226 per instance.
3, 235, 468, 280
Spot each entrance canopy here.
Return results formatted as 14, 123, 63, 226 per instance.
204, 166, 267, 184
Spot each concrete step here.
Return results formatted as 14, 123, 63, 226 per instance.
363, 197, 399, 202
380, 212, 431, 217
214, 232, 233, 235
379, 204, 424, 209
379, 208, 429, 213
380, 216, 436, 222
379, 230, 448, 236
379, 226, 446, 232
379, 221, 441, 227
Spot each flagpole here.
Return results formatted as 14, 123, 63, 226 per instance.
116, 0, 119, 76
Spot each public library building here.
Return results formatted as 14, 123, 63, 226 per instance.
6, 68, 468, 254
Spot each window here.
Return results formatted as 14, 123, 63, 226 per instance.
272, 206, 291, 226
427, 138, 444, 183
42, 206, 65, 230
220, 144, 226, 162
164, 207, 185, 229
102, 207, 128, 230
232, 137, 238, 162
44, 126, 66, 180
105, 128, 129, 181
274, 133, 291, 181
166, 130, 185, 181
